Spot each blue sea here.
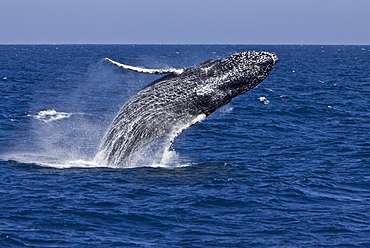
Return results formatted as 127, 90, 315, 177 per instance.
0, 45, 369, 247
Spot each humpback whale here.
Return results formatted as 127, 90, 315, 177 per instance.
95, 51, 278, 166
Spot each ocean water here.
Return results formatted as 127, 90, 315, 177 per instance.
0, 44, 369, 247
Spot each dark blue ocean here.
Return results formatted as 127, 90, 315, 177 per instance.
1, 45, 369, 247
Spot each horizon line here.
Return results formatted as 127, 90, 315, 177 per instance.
1, 43, 370, 46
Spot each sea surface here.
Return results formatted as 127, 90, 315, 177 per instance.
0, 45, 369, 247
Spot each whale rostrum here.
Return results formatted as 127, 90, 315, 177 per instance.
95, 51, 278, 166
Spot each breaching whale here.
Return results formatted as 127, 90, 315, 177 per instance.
95, 51, 278, 166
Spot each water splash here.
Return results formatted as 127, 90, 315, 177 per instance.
94, 114, 206, 168
3, 112, 203, 169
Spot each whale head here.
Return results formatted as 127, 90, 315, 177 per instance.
196, 51, 277, 92
190, 51, 278, 114
224, 51, 278, 91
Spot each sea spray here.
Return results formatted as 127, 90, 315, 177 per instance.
4, 60, 129, 168
9, 109, 103, 168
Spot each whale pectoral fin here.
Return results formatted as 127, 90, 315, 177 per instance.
105, 58, 184, 75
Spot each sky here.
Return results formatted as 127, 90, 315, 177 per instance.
1, 0, 369, 45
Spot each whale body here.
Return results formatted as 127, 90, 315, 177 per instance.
95, 51, 278, 166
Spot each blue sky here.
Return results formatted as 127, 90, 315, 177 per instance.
1, 0, 369, 45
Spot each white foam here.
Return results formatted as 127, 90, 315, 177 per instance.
29, 109, 72, 123
258, 96, 270, 105
2, 149, 191, 169
2, 152, 110, 169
